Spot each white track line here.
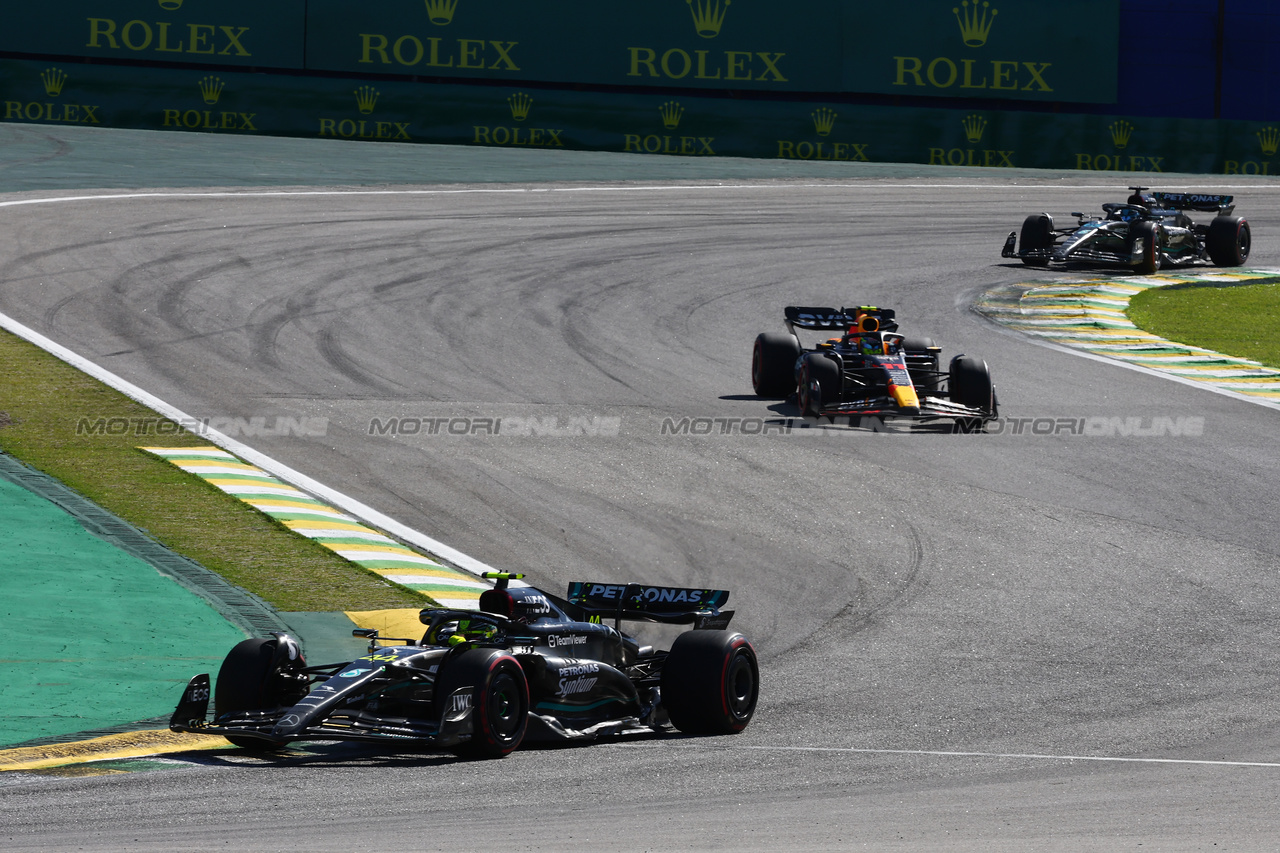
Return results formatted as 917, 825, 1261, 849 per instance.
609, 741, 1280, 769
4, 183, 1280, 211
739, 744, 1280, 769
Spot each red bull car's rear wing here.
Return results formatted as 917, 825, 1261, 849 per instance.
784, 305, 899, 333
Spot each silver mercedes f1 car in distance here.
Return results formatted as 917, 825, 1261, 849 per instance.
1002, 187, 1251, 274
170, 573, 758, 758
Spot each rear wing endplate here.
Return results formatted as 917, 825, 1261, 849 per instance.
566, 582, 734, 629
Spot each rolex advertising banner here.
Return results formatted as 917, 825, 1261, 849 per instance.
0, 1, 1117, 103
0, 0, 305, 70
304, 0, 1114, 101
842, 0, 1119, 103
304, 0, 843, 93
4, 57, 1274, 176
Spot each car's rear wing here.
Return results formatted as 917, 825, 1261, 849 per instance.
785, 305, 899, 332
566, 582, 734, 629
1150, 192, 1235, 215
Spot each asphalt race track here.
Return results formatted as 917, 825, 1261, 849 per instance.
3, 130, 1280, 850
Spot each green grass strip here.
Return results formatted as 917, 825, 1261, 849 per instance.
0, 327, 426, 613
1126, 278, 1280, 369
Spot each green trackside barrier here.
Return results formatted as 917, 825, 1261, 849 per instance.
3, 0, 1118, 104
2, 0, 305, 70
2, 57, 1277, 175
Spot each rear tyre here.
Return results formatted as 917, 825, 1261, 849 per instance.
949, 355, 994, 412
1019, 214, 1054, 266
1207, 216, 1251, 266
1130, 220, 1161, 274
797, 352, 840, 418
751, 332, 801, 397
435, 648, 529, 759
214, 638, 307, 750
661, 630, 759, 735
901, 336, 937, 352
902, 336, 939, 391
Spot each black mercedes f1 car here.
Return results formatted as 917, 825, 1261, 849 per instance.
1001, 186, 1251, 274
170, 573, 758, 758
751, 305, 997, 431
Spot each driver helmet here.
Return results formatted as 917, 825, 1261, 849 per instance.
1118, 206, 1140, 222
850, 315, 882, 355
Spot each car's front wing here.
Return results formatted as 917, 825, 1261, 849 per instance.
168, 674, 470, 747
818, 394, 992, 421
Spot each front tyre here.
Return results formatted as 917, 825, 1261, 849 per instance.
949, 355, 994, 412
214, 637, 307, 750
752, 332, 801, 397
1130, 220, 1161, 274
661, 630, 759, 735
1207, 216, 1251, 266
798, 352, 841, 418
1019, 214, 1054, 266
435, 648, 529, 759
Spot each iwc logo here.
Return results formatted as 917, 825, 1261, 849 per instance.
624, 100, 716, 155
473, 92, 565, 147
776, 107, 869, 162
928, 114, 1014, 167
4, 67, 102, 126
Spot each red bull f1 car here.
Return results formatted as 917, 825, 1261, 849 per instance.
170, 573, 758, 758
1002, 187, 1251, 274
751, 305, 997, 431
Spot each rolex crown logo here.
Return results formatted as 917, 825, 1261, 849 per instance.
687, 0, 730, 39
41, 67, 67, 97
1258, 126, 1279, 157
508, 92, 532, 121
962, 114, 987, 144
159, 0, 184, 10
1109, 120, 1134, 150
199, 76, 225, 106
953, 1, 997, 48
660, 101, 684, 130
811, 108, 837, 137
424, 0, 458, 26
355, 86, 380, 115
